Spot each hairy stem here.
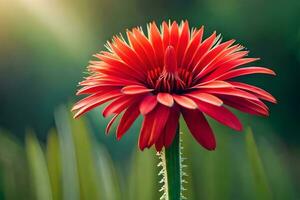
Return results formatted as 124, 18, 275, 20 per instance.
165, 126, 181, 200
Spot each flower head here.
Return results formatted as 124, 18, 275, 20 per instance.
72, 21, 276, 151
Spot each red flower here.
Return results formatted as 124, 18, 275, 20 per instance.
72, 21, 276, 151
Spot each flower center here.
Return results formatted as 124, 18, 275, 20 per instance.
146, 46, 193, 93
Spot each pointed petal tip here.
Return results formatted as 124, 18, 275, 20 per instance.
206, 146, 216, 151
73, 112, 81, 119
155, 145, 164, 152
267, 95, 277, 104
236, 124, 244, 132
203, 140, 217, 151
139, 144, 146, 151
267, 68, 276, 76
116, 135, 122, 140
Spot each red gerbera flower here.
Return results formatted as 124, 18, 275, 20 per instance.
72, 20, 276, 151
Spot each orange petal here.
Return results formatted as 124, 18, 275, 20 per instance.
121, 85, 153, 95
157, 93, 174, 107
194, 80, 233, 89
185, 92, 223, 106
173, 94, 197, 109
199, 88, 260, 102
219, 67, 276, 80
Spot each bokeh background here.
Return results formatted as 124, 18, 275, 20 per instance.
1, 0, 300, 199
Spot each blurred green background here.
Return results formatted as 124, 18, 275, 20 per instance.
0, 0, 300, 199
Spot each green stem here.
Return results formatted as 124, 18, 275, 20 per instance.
165, 126, 181, 200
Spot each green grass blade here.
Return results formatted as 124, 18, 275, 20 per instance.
25, 131, 53, 200
46, 129, 62, 200
54, 106, 80, 200
94, 145, 122, 200
0, 130, 32, 200
68, 115, 103, 200
259, 137, 297, 199
127, 149, 158, 200
245, 127, 272, 199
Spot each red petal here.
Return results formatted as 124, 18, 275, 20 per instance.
73, 89, 114, 110
133, 28, 157, 68
97, 53, 145, 81
197, 47, 249, 80
173, 94, 197, 109
162, 21, 170, 51
121, 85, 153, 95
222, 96, 269, 116
155, 132, 165, 152
139, 112, 155, 150
87, 63, 136, 81
193, 80, 233, 89
102, 95, 140, 117
105, 114, 119, 134
188, 31, 216, 69
185, 92, 223, 106
155, 106, 180, 151
170, 21, 179, 51
157, 93, 174, 107
182, 108, 216, 150
203, 58, 260, 81
138, 104, 170, 150
177, 21, 190, 65
193, 99, 243, 131
76, 85, 119, 95
147, 105, 170, 147
112, 36, 147, 71
194, 39, 235, 75
73, 90, 122, 118
127, 30, 152, 70
199, 88, 260, 101
116, 105, 140, 140
182, 26, 204, 68
229, 81, 277, 103
218, 67, 276, 80
149, 22, 164, 67
139, 95, 158, 115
